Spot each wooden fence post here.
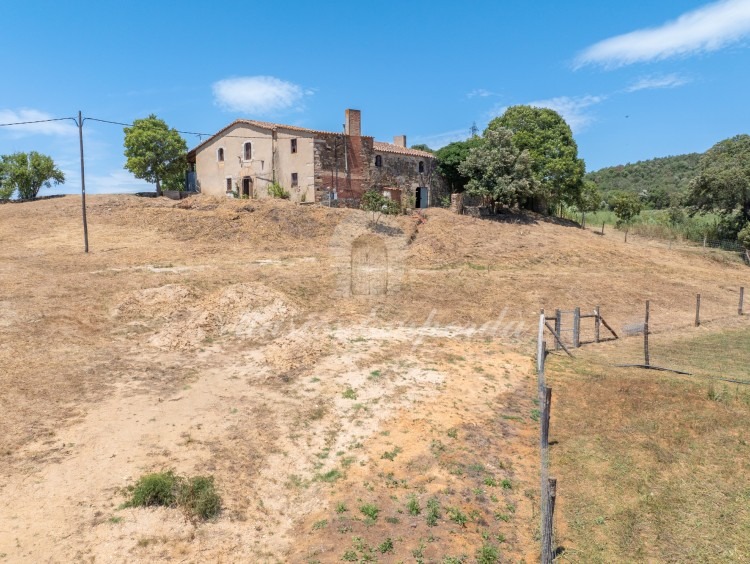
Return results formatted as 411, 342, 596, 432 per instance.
740, 287, 745, 315
573, 307, 581, 348
542, 387, 552, 449
695, 294, 701, 327
644, 300, 650, 367
542, 478, 557, 564
554, 309, 561, 350
594, 306, 601, 343
601, 222, 605, 235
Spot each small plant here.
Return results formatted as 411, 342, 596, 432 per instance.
426, 497, 440, 526
447, 428, 458, 439
342, 550, 358, 561
484, 476, 498, 487
268, 181, 290, 199
316, 469, 343, 483
381, 446, 402, 461
312, 519, 328, 530
336, 502, 348, 514
501, 479, 512, 490
178, 475, 221, 520
476, 542, 500, 564
342, 387, 357, 400
360, 503, 380, 521
368, 369, 382, 380
108, 516, 123, 524
407, 495, 421, 516
447, 507, 468, 527
385, 516, 400, 524
378, 537, 394, 553
125, 470, 180, 508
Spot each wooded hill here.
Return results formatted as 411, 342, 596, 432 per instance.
586, 153, 701, 198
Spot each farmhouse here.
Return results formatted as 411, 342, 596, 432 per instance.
186, 109, 442, 207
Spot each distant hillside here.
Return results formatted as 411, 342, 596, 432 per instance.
586, 153, 701, 199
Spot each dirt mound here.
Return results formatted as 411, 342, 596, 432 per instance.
114, 282, 298, 350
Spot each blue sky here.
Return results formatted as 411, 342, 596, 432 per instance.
1, 0, 749, 195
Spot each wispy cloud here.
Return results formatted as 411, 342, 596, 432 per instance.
626, 73, 691, 92
492, 95, 606, 132
212, 76, 310, 114
84, 170, 150, 194
575, 0, 750, 69
410, 128, 471, 149
0, 108, 76, 137
466, 89, 498, 99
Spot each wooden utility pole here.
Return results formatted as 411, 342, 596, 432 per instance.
573, 307, 581, 348
77, 110, 89, 253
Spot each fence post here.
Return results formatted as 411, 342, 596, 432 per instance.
644, 300, 650, 367
542, 387, 552, 448
695, 294, 701, 327
601, 222, 605, 235
542, 477, 557, 564
573, 307, 581, 348
594, 306, 601, 343
740, 287, 745, 315
554, 309, 561, 350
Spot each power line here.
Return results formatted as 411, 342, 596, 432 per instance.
0, 117, 75, 127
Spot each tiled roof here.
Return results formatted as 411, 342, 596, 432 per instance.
372, 142, 434, 158
187, 119, 367, 156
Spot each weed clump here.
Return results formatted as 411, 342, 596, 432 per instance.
123, 470, 221, 520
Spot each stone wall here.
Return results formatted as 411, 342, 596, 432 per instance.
313, 133, 374, 206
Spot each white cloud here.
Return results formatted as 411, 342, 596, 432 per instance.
212, 76, 308, 114
467, 89, 497, 98
0, 108, 76, 137
410, 128, 471, 149
492, 96, 606, 132
82, 170, 151, 194
575, 0, 750, 68
626, 73, 691, 92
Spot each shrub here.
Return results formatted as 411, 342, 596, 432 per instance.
739, 222, 750, 250
268, 182, 290, 199
126, 470, 180, 508
124, 470, 221, 520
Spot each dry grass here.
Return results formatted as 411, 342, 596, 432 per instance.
548, 328, 750, 562
0, 194, 748, 561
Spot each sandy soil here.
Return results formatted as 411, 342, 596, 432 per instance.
0, 194, 747, 562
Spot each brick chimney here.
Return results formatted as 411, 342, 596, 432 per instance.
345, 109, 361, 137
393, 135, 407, 147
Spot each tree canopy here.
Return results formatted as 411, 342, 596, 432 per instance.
609, 191, 642, 241
488, 105, 585, 207
458, 127, 536, 208
577, 179, 602, 213
410, 144, 433, 153
586, 153, 701, 206
123, 115, 187, 196
0, 151, 65, 200
687, 134, 750, 236
435, 137, 483, 193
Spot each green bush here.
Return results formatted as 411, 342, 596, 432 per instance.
126, 471, 180, 508
739, 223, 750, 250
124, 470, 221, 520
268, 182, 290, 199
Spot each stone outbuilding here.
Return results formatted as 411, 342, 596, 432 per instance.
186, 109, 443, 208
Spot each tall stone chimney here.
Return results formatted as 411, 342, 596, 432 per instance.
345, 109, 361, 137
393, 135, 407, 147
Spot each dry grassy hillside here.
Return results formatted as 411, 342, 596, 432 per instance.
0, 194, 747, 562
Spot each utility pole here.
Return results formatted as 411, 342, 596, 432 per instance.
470, 121, 479, 138
77, 110, 89, 253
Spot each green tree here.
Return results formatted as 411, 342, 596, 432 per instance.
435, 137, 483, 193
577, 179, 602, 212
687, 134, 750, 238
360, 189, 400, 226
609, 191, 642, 242
0, 151, 65, 200
123, 114, 187, 196
458, 127, 537, 208
488, 105, 585, 209
738, 222, 750, 250
410, 144, 433, 153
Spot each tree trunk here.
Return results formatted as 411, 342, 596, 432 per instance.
155, 177, 162, 197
